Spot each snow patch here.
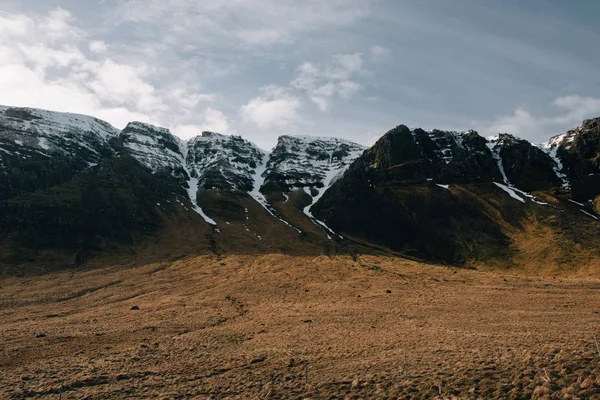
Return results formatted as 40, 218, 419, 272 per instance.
493, 182, 526, 203
486, 140, 509, 184
580, 209, 599, 220
537, 135, 570, 189
181, 141, 217, 226
38, 137, 50, 150
249, 152, 302, 233
187, 175, 217, 225
493, 182, 549, 205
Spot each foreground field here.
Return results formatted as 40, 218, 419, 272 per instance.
1, 255, 600, 399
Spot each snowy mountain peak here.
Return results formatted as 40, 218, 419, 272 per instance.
125, 121, 173, 136
0, 106, 119, 141
120, 121, 186, 181
200, 131, 229, 139
538, 118, 600, 191
0, 106, 118, 166
261, 135, 367, 194
187, 132, 266, 192
411, 128, 481, 164
487, 133, 521, 147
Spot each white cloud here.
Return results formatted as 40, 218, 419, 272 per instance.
291, 53, 364, 111
201, 107, 230, 133
172, 124, 200, 140
329, 53, 363, 80
173, 107, 230, 139
240, 85, 302, 130
236, 29, 283, 46
371, 45, 391, 61
338, 81, 362, 99
551, 95, 600, 124
484, 108, 537, 137
482, 95, 600, 141
89, 40, 107, 53
0, 8, 214, 134
168, 88, 214, 109
310, 96, 330, 112
81, 59, 166, 113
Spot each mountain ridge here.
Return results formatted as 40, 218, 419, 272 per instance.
1, 105, 598, 274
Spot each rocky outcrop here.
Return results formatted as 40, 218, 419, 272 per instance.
488, 133, 560, 191
260, 135, 366, 194
0, 106, 118, 201
187, 132, 266, 192
120, 122, 187, 184
360, 125, 503, 184
312, 123, 600, 265
541, 118, 600, 200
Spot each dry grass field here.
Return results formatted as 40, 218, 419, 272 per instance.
2, 254, 600, 399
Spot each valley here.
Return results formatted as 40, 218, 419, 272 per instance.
1, 105, 599, 398
2, 254, 600, 398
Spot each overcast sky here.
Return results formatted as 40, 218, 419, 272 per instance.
1, 1, 600, 149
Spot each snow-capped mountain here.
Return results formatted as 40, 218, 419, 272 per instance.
539, 118, 600, 203
0, 106, 118, 166
258, 135, 366, 238
121, 122, 187, 180
261, 135, 366, 196
312, 123, 599, 265
187, 132, 267, 192
539, 118, 600, 188
486, 133, 561, 191
1, 105, 598, 272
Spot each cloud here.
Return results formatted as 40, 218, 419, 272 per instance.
0, 8, 214, 133
201, 107, 230, 133
338, 81, 362, 99
236, 29, 283, 46
240, 86, 302, 130
551, 95, 600, 124
173, 107, 230, 139
370, 45, 391, 61
112, 0, 376, 47
329, 53, 364, 80
291, 53, 364, 111
310, 96, 330, 112
81, 59, 166, 113
89, 40, 107, 53
483, 108, 537, 137
168, 88, 214, 109
481, 95, 600, 141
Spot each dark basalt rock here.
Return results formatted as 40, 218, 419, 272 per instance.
4, 108, 42, 121
310, 126, 557, 265
0, 153, 182, 261
358, 125, 502, 185
493, 134, 561, 191
551, 118, 600, 200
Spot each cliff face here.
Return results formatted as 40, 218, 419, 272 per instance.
312, 124, 600, 267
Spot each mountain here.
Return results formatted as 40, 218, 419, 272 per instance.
0, 106, 118, 199
0, 105, 598, 274
540, 117, 600, 202
0, 106, 366, 272
312, 124, 600, 269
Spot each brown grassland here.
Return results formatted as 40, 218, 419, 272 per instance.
1, 254, 600, 399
